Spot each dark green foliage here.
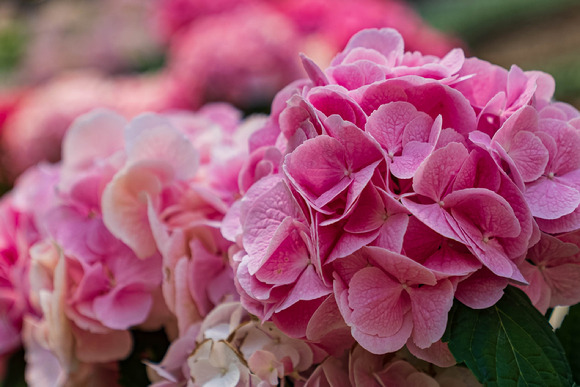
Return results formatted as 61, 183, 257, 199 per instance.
443, 286, 574, 386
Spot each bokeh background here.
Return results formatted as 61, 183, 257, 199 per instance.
1, 0, 578, 107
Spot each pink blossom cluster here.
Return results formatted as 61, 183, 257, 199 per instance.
222, 27, 580, 362
155, 0, 461, 110
0, 104, 257, 385
1, 25, 579, 387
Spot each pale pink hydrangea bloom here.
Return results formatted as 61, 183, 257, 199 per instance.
5, 109, 180, 384
102, 105, 261, 337
24, 242, 127, 386
0, 163, 59, 355
148, 302, 316, 387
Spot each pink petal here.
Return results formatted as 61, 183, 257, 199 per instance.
366, 101, 420, 155
351, 313, 413, 355
391, 141, 434, 179
408, 280, 454, 348
93, 285, 152, 330
332, 28, 404, 67
525, 177, 580, 219
276, 265, 332, 312
283, 136, 350, 208
454, 270, 508, 309
125, 114, 199, 180
101, 167, 162, 258
507, 130, 549, 182
62, 109, 126, 171
347, 267, 407, 336
73, 327, 132, 363
412, 142, 469, 201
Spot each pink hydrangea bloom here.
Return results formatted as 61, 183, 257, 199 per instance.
224, 27, 562, 361
0, 195, 38, 355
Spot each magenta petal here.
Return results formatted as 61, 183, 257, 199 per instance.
525, 177, 580, 219
271, 297, 326, 338
351, 313, 413, 355
255, 226, 310, 286
366, 101, 420, 155
391, 141, 433, 179
408, 280, 454, 348
412, 142, 469, 201
365, 246, 436, 285
348, 267, 406, 336
344, 184, 385, 233
242, 181, 306, 271
536, 207, 580, 234
373, 213, 409, 254
276, 265, 331, 312
284, 135, 349, 206
402, 200, 464, 243
507, 131, 549, 182
454, 270, 508, 309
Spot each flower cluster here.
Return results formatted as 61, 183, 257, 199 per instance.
0, 104, 257, 384
1, 25, 579, 387
223, 27, 580, 362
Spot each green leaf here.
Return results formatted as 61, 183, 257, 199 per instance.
556, 303, 580, 383
443, 286, 573, 386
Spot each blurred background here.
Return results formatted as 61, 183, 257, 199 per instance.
1, 0, 578, 106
